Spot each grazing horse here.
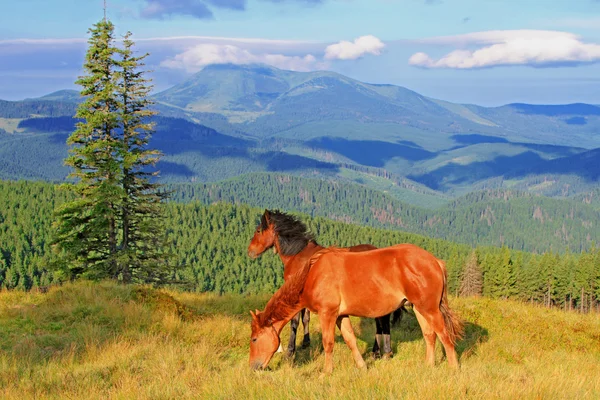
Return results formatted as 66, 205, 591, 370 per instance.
249, 244, 463, 373
247, 209, 396, 358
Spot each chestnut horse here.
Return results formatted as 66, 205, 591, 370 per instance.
247, 209, 397, 358
249, 244, 463, 373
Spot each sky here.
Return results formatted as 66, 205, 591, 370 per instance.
2, 0, 600, 106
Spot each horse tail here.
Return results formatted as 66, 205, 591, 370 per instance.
437, 259, 464, 345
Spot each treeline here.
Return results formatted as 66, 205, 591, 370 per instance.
18, 116, 81, 132
167, 173, 600, 253
0, 99, 77, 119
1, 179, 599, 312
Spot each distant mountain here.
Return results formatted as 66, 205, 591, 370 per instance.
508, 148, 600, 182
154, 63, 600, 149
31, 90, 83, 103
1, 63, 599, 198
154, 64, 498, 142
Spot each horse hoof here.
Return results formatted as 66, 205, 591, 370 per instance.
285, 350, 295, 359
372, 351, 381, 360
382, 352, 393, 360
301, 340, 310, 349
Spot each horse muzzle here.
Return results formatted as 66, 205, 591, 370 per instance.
250, 360, 264, 371
247, 250, 258, 259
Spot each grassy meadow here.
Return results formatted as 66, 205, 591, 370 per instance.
1, 282, 599, 399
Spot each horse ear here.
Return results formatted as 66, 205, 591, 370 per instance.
264, 209, 271, 222
250, 310, 257, 321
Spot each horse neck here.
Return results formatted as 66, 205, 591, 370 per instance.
262, 255, 313, 328
272, 307, 303, 335
264, 301, 305, 334
280, 241, 323, 280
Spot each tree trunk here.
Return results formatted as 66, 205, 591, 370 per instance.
121, 168, 131, 284
108, 211, 117, 277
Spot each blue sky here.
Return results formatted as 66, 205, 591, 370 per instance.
2, 0, 600, 105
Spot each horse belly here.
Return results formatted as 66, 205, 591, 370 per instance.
338, 283, 405, 318
338, 256, 407, 318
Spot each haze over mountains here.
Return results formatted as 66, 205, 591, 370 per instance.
1, 63, 599, 201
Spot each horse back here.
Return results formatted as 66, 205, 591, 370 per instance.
305, 243, 445, 314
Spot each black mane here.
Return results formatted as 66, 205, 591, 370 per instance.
261, 210, 316, 256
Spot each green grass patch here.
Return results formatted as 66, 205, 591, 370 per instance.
0, 118, 24, 133
1, 282, 600, 399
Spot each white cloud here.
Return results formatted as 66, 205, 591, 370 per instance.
324, 35, 385, 60
409, 30, 600, 69
160, 43, 323, 72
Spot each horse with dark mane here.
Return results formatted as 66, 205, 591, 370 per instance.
249, 243, 463, 373
247, 209, 399, 358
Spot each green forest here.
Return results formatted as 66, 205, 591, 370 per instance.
1, 179, 599, 311
168, 173, 600, 253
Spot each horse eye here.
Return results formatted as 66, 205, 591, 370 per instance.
252, 338, 257, 343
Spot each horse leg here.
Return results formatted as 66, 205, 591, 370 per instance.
372, 317, 383, 358
413, 308, 437, 366
426, 310, 460, 369
336, 316, 366, 369
301, 309, 311, 348
381, 313, 393, 359
320, 311, 338, 374
391, 306, 404, 326
287, 311, 301, 357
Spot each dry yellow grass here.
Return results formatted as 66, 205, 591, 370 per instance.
1, 282, 599, 399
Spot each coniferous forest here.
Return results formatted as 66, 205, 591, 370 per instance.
1, 179, 599, 312
168, 173, 600, 253
0, 17, 598, 318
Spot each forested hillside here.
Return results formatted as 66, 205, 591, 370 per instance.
169, 173, 600, 253
1, 180, 598, 311
0, 99, 77, 118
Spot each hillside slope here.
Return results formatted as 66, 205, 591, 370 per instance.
170, 174, 600, 252
1, 282, 599, 399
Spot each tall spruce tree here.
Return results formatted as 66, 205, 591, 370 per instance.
53, 20, 123, 280
459, 250, 483, 297
53, 21, 169, 283
115, 32, 170, 283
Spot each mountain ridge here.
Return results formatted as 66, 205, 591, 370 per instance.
1, 63, 598, 198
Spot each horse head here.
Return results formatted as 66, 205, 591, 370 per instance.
249, 309, 280, 370
247, 209, 277, 259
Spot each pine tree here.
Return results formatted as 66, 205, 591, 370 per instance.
555, 250, 575, 309
115, 32, 170, 283
53, 20, 123, 280
497, 246, 518, 299
0, 257, 6, 288
459, 249, 483, 297
446, 249, 463, 296
53, 21, 170, 284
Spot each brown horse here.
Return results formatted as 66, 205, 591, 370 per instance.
249, 244, 463, 373
247, 209, 397, 358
